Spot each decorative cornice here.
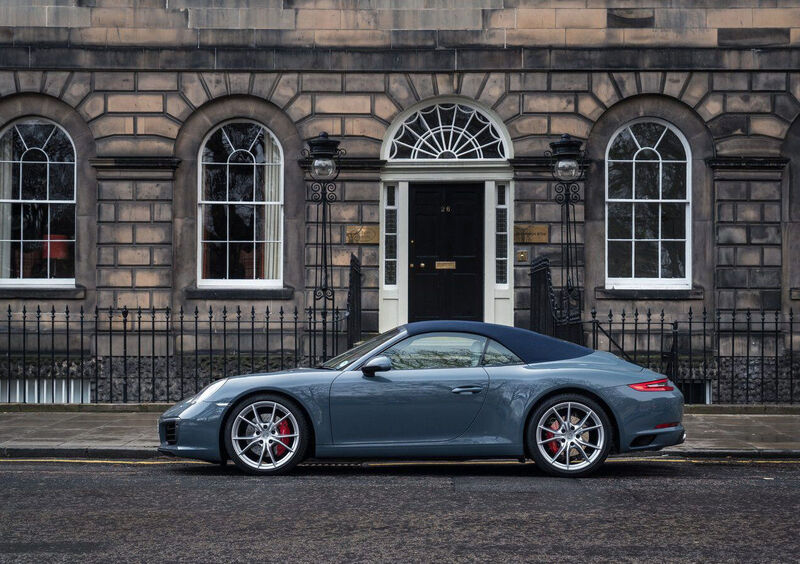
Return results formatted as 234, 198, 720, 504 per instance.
90, 157, 182, 181
707, 157, 789, 170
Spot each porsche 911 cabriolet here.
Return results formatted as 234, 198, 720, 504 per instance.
159, 320, 685, 477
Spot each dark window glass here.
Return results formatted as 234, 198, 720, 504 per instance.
661, 203, 686, 239
655, 129, 685, 160
634, 203, 658, 239
482, 339, 522, 366
607, 203, 632, 239
607, 241, 632, 277
608, 127, 638, 159
661, 241, 686, 278
634, 241, 659, 277
383, 332, 487, 370
661, 162, 686, 200
630, 122, 666, 148
634, 160, 659, 199
607, 161, 632, 199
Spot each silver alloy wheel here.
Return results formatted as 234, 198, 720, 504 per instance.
230, 401, 300, 471
535, 401, 605, 472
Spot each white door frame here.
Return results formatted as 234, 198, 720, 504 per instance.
378, 162, 514, 331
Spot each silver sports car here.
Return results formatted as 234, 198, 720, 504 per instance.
159, 321, 685, 477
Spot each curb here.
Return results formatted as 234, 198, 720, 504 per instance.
0, 446, 162, 459
684, 404, 800, 415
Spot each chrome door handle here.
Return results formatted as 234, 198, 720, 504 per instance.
451, 386, 483, 394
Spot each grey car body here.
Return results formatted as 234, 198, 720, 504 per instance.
159, 320, 684, 464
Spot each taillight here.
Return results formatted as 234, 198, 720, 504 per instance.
629, 378, 674, 392
655, 422, 679, 429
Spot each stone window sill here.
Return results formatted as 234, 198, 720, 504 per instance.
0, 285, 87, 300
184, 286, 295, 301
595, 287, 704, 301
791, 288, 800, 300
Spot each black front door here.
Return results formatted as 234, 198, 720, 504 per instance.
409, 183, 483, 322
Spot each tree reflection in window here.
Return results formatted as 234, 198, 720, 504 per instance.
605, 119, 691, 289
199, 121, 283, 286
384, 333, 488, 370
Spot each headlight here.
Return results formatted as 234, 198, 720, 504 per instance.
189, 378, 228, 403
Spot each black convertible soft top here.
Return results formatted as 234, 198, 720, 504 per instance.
403, 321, 592, 364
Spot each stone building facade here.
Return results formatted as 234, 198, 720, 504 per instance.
0, 0, 799, 337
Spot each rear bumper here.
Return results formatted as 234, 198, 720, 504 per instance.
606, 382, 685, 453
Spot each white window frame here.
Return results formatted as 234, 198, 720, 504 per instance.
196, 119, 284, 289
0, 118, 77, 288
605, 118, 692, 290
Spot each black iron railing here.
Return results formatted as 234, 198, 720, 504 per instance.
0, 255, 363, 405
583, 308, 797, 404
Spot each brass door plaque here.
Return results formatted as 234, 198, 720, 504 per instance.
514, 224, 549, 244
435, 260, 456, 270
345, 225, 380, 244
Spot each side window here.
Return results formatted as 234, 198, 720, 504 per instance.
482, 339, 523, 367
383, 332, 487, 370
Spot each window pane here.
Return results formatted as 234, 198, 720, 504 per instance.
202, 205, 227, 241
496, 207, 507, 233
662, 162, 686, 200
496, 185, 505, 205
0, 240, 18, 278
228, 161, 255, 202
386, 186, 396, 207
661, 203, 686, 239
607, 161, 632, 199
229, 205, 255, 241
229, 243, 256, 279
661, 241, 686, 278
656, 129, 685, 160
45, 127, 75, 162
47, 240, 74, 278
225, 123, 263, 159
384, 332, 487, 370
630, 122, 665, 148
495, 259, 507, 284
0, 203, 22, 240
203, 164, 226, 201
202, 130, 230, 163
49, 163, 74, 200
634, 161, 658, 199
495, 233, 507, 258
634, 203, 658, 239
257, 242, 280, 280
256, 204, 281, 242
49, 204, 75, 239
482, 339, 522, 366
607, 241, 632, 277
21, 154, 47, 200
385, 234, 396, 259
634, 241, 658, 277
385, 261, 396, 285
22, 241, 46, 278
607, 203, 632, 239
259, 164, 281, 202
22, 204, 47, 240
608, 127, 638, 159
202, 243, 227, 279
385, 208, 397, 234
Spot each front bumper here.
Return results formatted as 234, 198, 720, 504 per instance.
158, 400, 228, 463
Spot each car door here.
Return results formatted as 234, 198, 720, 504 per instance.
329, 332, 490, 444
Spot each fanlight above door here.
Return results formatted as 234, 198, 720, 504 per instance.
388, 103, 508, 160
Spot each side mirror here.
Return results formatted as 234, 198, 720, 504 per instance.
361, 355, 392, 377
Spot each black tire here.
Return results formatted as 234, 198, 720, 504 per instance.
224, 393, 310, 476
526, 394, 612, 478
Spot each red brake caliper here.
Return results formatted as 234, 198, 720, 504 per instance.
544, 420, 561, 455
274, 419, 291, 457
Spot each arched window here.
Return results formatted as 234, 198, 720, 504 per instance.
387, 102, 508, 160
0, 118, 76, 285
198, 121, 283, 287
605, 119, 691, 289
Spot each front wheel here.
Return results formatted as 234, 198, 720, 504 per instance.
527, 394, 612, 478
224, 394, 309, 475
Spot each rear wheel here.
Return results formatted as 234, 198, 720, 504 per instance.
224, 394, 309, 475
527, 394, 612, 478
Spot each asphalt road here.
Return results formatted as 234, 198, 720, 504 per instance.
1, 457, 798, 563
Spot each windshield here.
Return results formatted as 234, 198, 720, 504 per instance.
319, 328, 403, 370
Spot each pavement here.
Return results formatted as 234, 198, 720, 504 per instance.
0, 407, 799, 459
1, 457, 799, 562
